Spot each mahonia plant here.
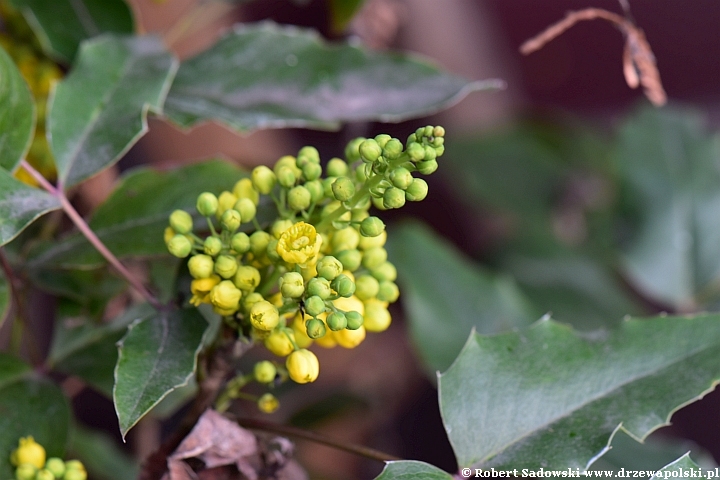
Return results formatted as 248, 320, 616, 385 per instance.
9, 437, 87, 480
164, 126, 444, 412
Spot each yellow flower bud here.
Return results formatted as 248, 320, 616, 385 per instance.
358, 230, 387, 250
264, 329, 295, 357
254, 361, 277, 383
363, 298, 392, 332
210, 280, 242, 313
214, 255, 238, 279
45, 458, 65, 478
331, 227, 360, 252
36, 468, 54, 480
332, 295, 365, 315
250, 301, 280, 331
15, 463, 37, 480
188, 254, 214, 279
291, 317, 314, 348
233, 265, 261, 291
12, 437, 46, 469
334, 325, 366, 349
163, 226, 175, 245
274, 155, 302, 179
286, 349, 319, 384
234, 198, 257, 223
276, 222, 322, 266
216, 191, 238, 219
233, 178, 260, 205
257, 393, 280, 413
251, 165, 276, 194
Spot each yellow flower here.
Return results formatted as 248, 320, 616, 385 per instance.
276, 222, 322, 266
11, 436, 46, 469
210, 280, 242, 315
189, 275, 221, 306
250, 300, 280, 331
286, 349, 320, 384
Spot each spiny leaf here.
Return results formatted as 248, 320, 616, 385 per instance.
375, 461, 453, 480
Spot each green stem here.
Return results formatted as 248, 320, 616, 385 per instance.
20, 160, 163, 310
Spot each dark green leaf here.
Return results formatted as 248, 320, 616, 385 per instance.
9, 0, 134, 63
29, 267, 126, 306
68, 423, 139, 480
0, 47, 34, 171
375, 461, 452, 480
651, 454, 708, 480
164, 22, 497, 132
439, 314, 720, 470
49, 304, 153, 396
27, 160, 250, 269
114, 307, 207, 438
0, 353, 30, 389
0, 168, 61, 247
0, 269, 9, 328
614, 107, 720, 308
387, 221, 537, 374
0, 376, 70, 478
49, 34, 177, 189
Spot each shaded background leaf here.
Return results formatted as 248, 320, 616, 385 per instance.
9, 0, 133, 63
49, 34, 177, 189
164, 22, 497, 132
68, 422, 139, 480
0, 46, 34, 171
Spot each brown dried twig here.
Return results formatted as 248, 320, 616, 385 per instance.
520, 8, 666, 106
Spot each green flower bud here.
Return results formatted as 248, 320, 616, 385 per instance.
271, 219, 294, 239
374, 134, 391, 148
322, 177, 336, 198
326, 158, 348, 177
214, 255, 238, 279
362, 247, 388, 270
433, 125, 445, 137
204, 236, 223, 256
383, 187, 406, 209
36, 469, 54, 480
359, 217, 385, 237
305, 295, 326, 317
331, 227, 360, 252
221, 209, 241, 232
254, 360, 277, 383
406, 142, 424, 162
371, 261, 397, 282
257, 393, 280, 413
216, 191, 238, 219
332, 176, 355, 202
306, 277, 331, 299
435, 145, 445, 156
287, 185, 311, 211
250, 231, 271, 257
377, 280, 400, 303
168, 234, 192, 258
344, 137, 365, 163
280, 272, 304, 298
423, 145, 437, 161
405, 178, 428, 201
169, 210, 193, 234
355, 164, 368, 182
231, 232, 251, 254
305, 318, 326, 339
336, 249, 362, 272
63, 468, 87, 480
358, 230, 387, 250
298, 146, 320, 165
234, 265, 261, 290
351, 207, 370, 223
355, 275, 380, 301
345, 311, 364, 330
266, 238, 281, 263
359, 139, 382, 163
305, 180, 324, 203
389, 167, 413, 190
250, 300, 280, 331
252, 165, 277, 194
64, 460, 85, 473
15, 464, 36, 480
382, 138, 403, 160
210, 280, 242, 312
234, 198, 256, 223
416, 159, 438, 175
371, 195, 387, 211
233, 178, 260, 205
276, 165, 296, 188
188, 254, 214, 279
274, 155, 302, 178
45, 458, 65, 478
264, 329, 295, 356
326, 311, 347, 331
331, 274, 356, 297
302, 162, 322, 181
196, 192, 219, 217
243, 292, 264, 312
317, 255, 343, 280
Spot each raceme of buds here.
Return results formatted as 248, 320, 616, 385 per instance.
164, 126, 446, 410
10, 437, 87, 480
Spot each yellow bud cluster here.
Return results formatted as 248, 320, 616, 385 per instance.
10, 436, 87, 480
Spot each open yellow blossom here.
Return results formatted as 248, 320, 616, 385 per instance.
189, 275, 221, 306
276, 222, 322, 266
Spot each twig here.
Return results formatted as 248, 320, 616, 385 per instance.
519, 8, 666, 106
231, 416, 403, 463
18, 160, 162, 310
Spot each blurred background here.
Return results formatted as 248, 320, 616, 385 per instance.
9, 0, 720, 478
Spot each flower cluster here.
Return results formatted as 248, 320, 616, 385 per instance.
10, 437, 87, 480
164, 126, 445, 411
0, 1, 62, 184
